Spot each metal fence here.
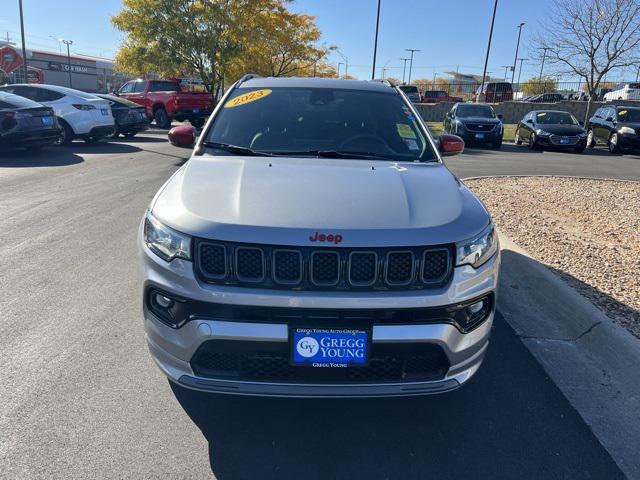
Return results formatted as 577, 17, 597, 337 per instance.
416, 80, 638, 103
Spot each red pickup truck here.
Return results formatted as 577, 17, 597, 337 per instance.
115, 79, 213, 128
422, 90, 463, 103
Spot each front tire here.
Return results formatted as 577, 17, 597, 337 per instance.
528, 133, 540, 150
84, 136, 103, 144
574, 145, 586, 153
190, 118, 205, 128
107, 128, 120, 139
123, 132, 137, 138
154, 107, 171, 129
586, 129, 596, 148
608, 133, 622, 154
515, 131, 523, 145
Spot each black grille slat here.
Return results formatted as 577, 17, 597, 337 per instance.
273, 250, 302, 284
194, 239, 453, 290
386, 252, 414, 285
199, 244, 226, 278
422, 250, 449, 282
349, 252, 377, 285
236, 247, 264, 281
311, 252, 340, 285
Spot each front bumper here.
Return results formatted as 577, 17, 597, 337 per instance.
140, 240, 500, 397
619, 133, 640, 150
457, 130, 502, 144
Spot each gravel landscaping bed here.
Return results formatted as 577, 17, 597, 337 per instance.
466, 176, 640, 338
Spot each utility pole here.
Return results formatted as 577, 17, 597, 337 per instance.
516, 58, 528, 88
62, 39, 73, 88
400, 58, 409, 84
337, 62, 343, 78
538, 47, 549, 94
336, 49, 348, 78
511, 22, 525, 84
501, 65, 511, 81
18, 0, 28, 83
478, 0, 498, 103
405, 48, 420, 84
371, 0, 381, 80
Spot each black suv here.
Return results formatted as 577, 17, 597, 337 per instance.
587, 105, 640, 153
443, 103, 503, 148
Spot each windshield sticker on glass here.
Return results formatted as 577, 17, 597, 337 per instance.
396, 123, 416, 139
404, 139, 420, 151
619, 110, 627, 116
537, 112, 547, 117
225, 89, 272, 108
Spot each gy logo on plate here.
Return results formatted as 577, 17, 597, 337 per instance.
296, 337, 319, 358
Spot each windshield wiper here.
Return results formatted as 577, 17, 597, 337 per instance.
202, 141, 273, 157
272, 150, 398, 161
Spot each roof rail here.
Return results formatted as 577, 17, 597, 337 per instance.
237, 73, 261, 86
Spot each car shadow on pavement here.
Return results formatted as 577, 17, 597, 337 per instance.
0, 149, 84, 168
56, 142, 142, 155
170, 313, 624, 480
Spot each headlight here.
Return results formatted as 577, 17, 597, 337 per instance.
535, 129, 551, 136
454, 121, 465, 132
619, 126, 636, 135
456, 224, 498, 268
144, 211, 192, 261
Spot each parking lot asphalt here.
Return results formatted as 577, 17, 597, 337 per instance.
0, 134, 634, 479
447, 142, 640, 181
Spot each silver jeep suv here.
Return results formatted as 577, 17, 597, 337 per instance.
140, 76, 499, 397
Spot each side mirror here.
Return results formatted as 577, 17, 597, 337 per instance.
526, 118, 534, 124
168, 124, 196, 148
605, 116, 614, 122
438, 134, 465, 157
579, 121, 584, 126
497, 114, 503, 120
111, 91, 120, 96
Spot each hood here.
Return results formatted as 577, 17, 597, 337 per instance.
459, 116, 501, 124
151, 155, 490, 247
537, 124, 585, 135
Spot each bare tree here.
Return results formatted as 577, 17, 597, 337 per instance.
533, 0, 640, 123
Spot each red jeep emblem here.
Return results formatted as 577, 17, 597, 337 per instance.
309, 231, 343, 245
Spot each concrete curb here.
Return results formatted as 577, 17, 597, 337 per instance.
497, 231, 640, 479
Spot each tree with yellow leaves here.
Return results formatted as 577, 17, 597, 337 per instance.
112, 0, 333, 95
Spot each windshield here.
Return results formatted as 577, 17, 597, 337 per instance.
205, 86, 436, 162
535, 111, 579, 125
617, 108, 640, 122
456, 104, 495, 118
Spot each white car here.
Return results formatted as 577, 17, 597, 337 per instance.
0, 84, 115, 144
603, 83, 640, 101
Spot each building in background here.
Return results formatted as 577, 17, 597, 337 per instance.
0, 41, 129, 93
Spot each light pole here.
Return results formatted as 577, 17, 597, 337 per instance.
405, 48, 420, 84
371, 0, 381, 80
400, 58, 409, 84
18, 0, 28, 83
337, 62, 344, 78
478, 0, 498, 103
511, 22, 525, 84
516, 57, 528, 88
62, 39, 73, 88
501, 65, 511, 81
336, 49, 349, 78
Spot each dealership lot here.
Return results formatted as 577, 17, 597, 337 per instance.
1, 135, 638, 478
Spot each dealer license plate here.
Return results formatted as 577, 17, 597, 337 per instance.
41, 116, 54, 126
560, 137, 570, 144
475, 133, 485, 139
101, 108, 109, 116
291, 328, 369, 367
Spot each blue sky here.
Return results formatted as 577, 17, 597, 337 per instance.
0, 0, 635, 82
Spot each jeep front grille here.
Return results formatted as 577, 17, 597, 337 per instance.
195, 239, 453, 291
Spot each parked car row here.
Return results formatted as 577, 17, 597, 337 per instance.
435, 99, 639, 155
0, 79, 215, 151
